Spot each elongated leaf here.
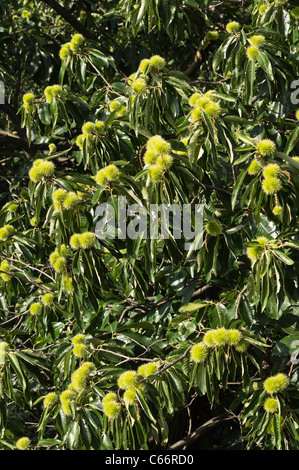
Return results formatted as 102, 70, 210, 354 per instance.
245, 60, 255, 104
178, 301, 207, 314
7, 353, 27, 393
273, 250, 294, 265
256, 51, 274, 80
232, 169, 247, 210
136, 389, 156, 422
285, 125, 299, 155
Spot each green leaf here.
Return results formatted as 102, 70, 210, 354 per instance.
231, 169, 247, 210
284, 240, 299, 250
285, 125, 299, 155
245, 60, 256, 104
178, 301, 208, 314
7, 353, 28, 394
136, 389, 156, 422
273, 414, 282, 450
38, 439, 63, 448
256, 51, 274, 80
235, 132, 255, 147
273, 250, 294, 265
66, 421, 80, 449
275, 151, 299, 170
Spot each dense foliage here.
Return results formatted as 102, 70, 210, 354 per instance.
0, 0, 299, 451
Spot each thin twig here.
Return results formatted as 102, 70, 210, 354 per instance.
94, 347, 154, 362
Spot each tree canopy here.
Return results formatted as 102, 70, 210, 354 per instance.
0, 0, 299, 451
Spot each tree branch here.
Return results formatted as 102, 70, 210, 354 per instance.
0, 132, 71, 158
118, 282, 214, 324
184, 37, 206, 77
168, 412, 237, 449
41, 0, 98, 41
0, 103, 26, 140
